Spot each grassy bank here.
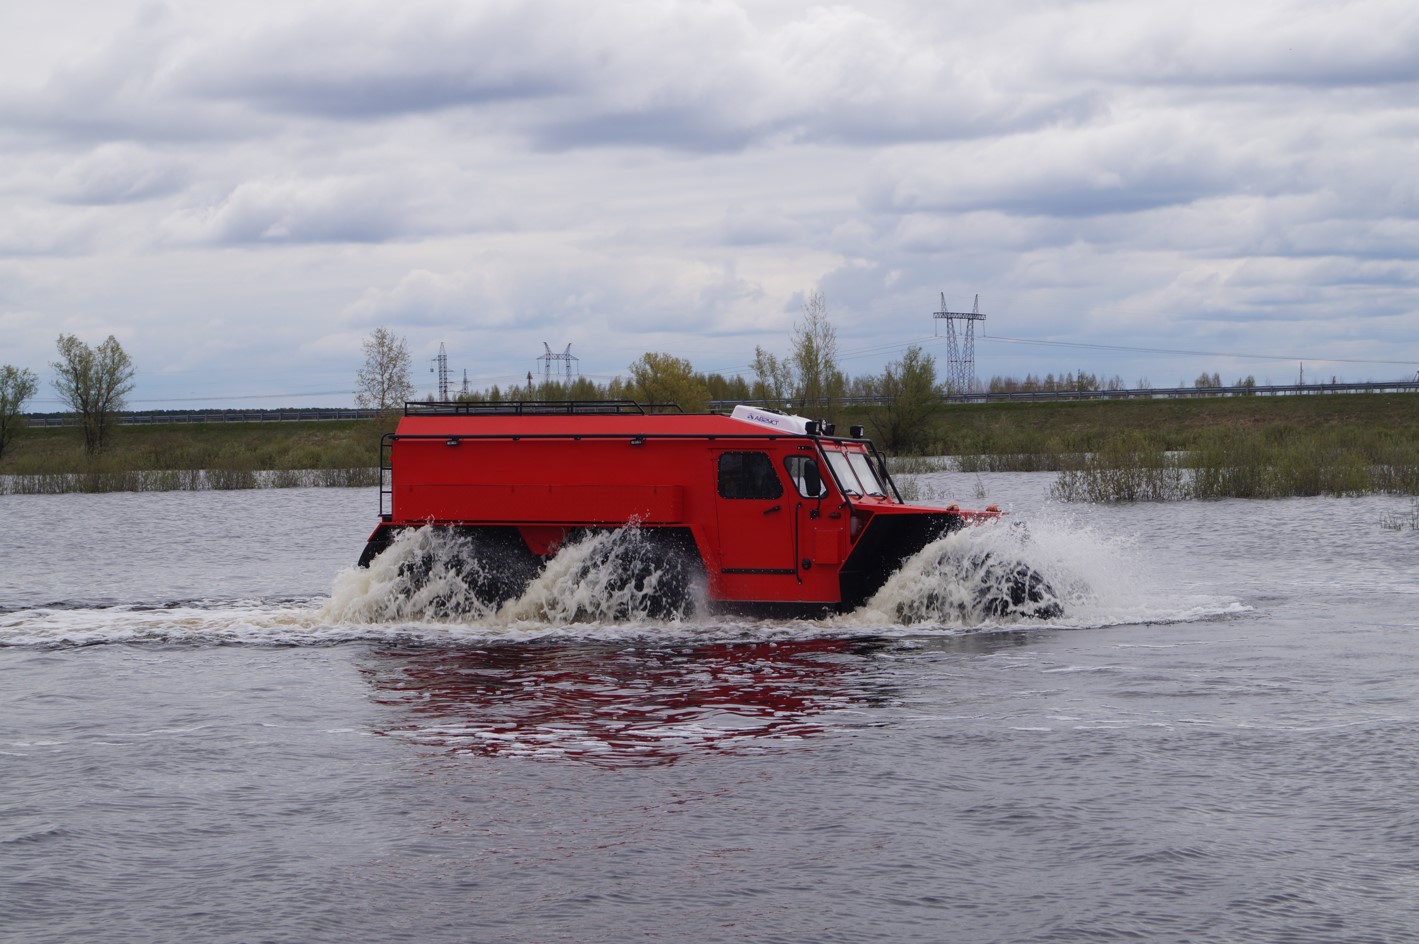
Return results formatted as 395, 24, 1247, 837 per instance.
0, 419, 383, 495
4, 395, 1417, 500
904, 392, 1419, 461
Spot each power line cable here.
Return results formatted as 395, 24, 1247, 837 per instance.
708, 331, 1416, 376
981, 335, 1418, 367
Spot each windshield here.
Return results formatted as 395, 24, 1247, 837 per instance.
821, 449, 862, 497
846, 450, 888, 498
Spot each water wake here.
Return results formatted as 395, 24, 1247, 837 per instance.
1, 515, 1242, 648
850, 511, 1190, 630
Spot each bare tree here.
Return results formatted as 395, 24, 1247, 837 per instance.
0, 364, 39, 461
750, 345, 794, 403
356, 327, 415, 413
51, 334, 136, 455
791, 290, 843, 414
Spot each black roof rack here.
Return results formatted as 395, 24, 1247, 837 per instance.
402, 400, 687, 416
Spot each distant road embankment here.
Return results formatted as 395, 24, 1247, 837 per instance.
937, 379, 1419, 403
20, 379, 1419, 427
25, 408, 379, 427
811, 374, 1419, 405
930, 377, 1419, 403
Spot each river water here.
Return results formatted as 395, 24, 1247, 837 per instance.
2, 476, 1417, 943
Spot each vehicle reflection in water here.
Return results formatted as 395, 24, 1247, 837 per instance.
361, 631, 1043, 767
360, 637, 900, 767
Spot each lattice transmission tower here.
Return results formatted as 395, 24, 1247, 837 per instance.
539, 343, 579, 387
430, 341, 449, 400
933, 293, 985, 395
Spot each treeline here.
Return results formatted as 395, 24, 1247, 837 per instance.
443, 292, 945, 454
451, 346, 944, 455
986, 370, 1258, 393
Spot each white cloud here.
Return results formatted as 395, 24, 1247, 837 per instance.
160, 175, 413, 245
1043, 0, 1419, 87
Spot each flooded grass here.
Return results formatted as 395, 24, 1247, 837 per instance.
1048, 427, 1419, 502
1380, 499, 1419, 531
0, 467, 380, 495
884, 455, 950, 475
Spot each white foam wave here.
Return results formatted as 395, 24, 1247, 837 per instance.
321, 526, 706, 626
1, 513, 1241, 648
0, 600, 332, 648
848, 508, 1242, 631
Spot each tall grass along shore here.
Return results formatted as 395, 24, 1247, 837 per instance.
921, 394, 1419, 502
1048, 427, 1419, 502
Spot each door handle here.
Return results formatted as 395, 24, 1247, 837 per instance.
763, 505, 781, 514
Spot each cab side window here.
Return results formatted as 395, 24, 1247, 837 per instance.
784, 455, 828, 498
718, 452, 784, 500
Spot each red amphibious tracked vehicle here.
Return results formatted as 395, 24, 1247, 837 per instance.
357, 401, 1060, 619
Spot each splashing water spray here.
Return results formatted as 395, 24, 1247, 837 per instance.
323, 515, 1161, 633
325, 525, 707, 626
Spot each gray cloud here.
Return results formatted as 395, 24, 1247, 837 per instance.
183, 4, 579, 119
160, 176, 414, 245
54, 144, 190, 205
8, 0, 1092, 153
2, 0, 1417, 404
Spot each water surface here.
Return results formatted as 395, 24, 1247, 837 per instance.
3, 479, 1416, 943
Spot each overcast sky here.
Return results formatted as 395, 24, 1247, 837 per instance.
3, 0, 1417, 408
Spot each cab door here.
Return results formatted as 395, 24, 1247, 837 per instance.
783, 454, 836, 557
786, 452, 846, 601
712, 450, 798, 591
